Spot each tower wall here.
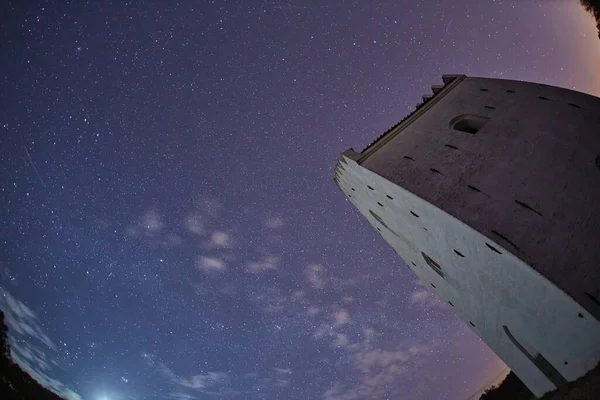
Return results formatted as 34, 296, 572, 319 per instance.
335, 76, 600, 397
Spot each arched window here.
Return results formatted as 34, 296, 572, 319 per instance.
449, 114, 490, 134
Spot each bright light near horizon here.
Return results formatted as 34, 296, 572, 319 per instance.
98, 396, 110, 400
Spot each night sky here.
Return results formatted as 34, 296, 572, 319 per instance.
1, 1, 599, 400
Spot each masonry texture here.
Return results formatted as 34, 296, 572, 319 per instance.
334, 75, 600, 398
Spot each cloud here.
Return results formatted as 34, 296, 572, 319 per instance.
195, 256, 227, 273
332, 309, 350, 326
175, 372, 228, 390
408, 288, 446, 310
167, 393, 199, 400
265, 215, 285, 229
306, 264, 324, 289
271, 367, 292, 388
333, 333, 349, 347
141, 209, 164, 234
323, 340, 435, 400
202, 231, 234, 249
211, 231, 231, 246
247, 255, 279, 273
142, 352, 228, 394
9, 339, 51, 371
1, 290, 55, 350
185, 213, 204, 236
0, 287, 83, 400
307, 307, 320, 316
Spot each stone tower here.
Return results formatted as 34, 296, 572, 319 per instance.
334, 75, 600, 397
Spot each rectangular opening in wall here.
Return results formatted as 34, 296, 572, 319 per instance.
421, 251, 444, 279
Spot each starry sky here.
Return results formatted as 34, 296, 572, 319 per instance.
1, 1, 599, 400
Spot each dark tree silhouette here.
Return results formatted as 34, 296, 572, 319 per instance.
580, 0, 600, 38
478, 371, 532, 400
0, 310, 66, 400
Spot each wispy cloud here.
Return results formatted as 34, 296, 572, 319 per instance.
1, 290, 55, 350
202, 231, 235, 249
195, 256, 227, 273
332, 309, 350, 326
265, 215, 285, 229
0, 287, 83, 400
323, 340, 436, 400
142, 352, 228, 394
247, 255, 279, 273
141, 209, 164, 233
408, 287, 446, 310
306, 264, 325, 289
185, 213, 204, 236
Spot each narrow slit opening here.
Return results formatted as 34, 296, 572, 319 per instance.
514, 199, 543, 216
491, 230, 520, 250
486, 243, 502, 255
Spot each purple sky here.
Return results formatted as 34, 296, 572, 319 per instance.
1, 1, 599, 399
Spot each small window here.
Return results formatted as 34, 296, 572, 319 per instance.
595, 155, 600, 172
377, 202, 383, 207
538, 96, 550, 100
421, 251, 444, 278
484, 105, 496, 109
386, 195, 393, 200
480, 88, 488, 92
454, 249, 464, 258
469, 321, 475, 327
431, 283, 436, 288
450, 114, 490, 134
445, 144, 458, 150
568, 103, 581, 109
403, 155, 415, 161
448, 301, 454, 307
506, 89, 516, 93
578, 313, 584, 319
351, 188, 355, 191
410, 211, 419, 218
